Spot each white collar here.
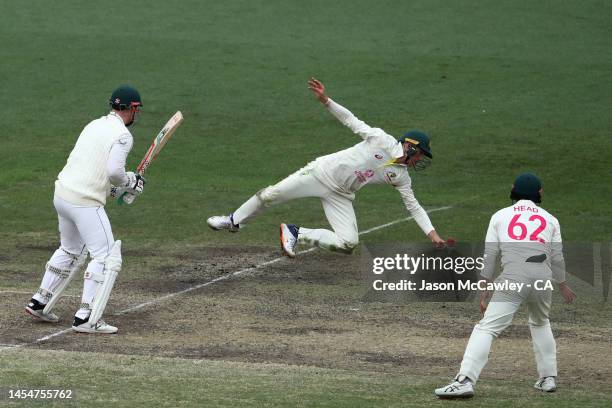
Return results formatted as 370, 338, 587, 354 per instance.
515, 199, 538, 206
108, 110, 125, 125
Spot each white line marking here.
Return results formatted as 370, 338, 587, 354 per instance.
358, 206, 452, 234
34, 329, 73, 343
0, 291, 79, 297
0, 291, 32, 295
4, 205, 452, 348
120, 256, 290, 314
122, 206, 450, 313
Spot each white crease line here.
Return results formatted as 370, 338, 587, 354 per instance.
120, 256, 289, 314
5, 205, 452, 349
33, 329, 73, 343
0, 291, 79, 297
0, 291, 34, 295
359, 206, 452, 234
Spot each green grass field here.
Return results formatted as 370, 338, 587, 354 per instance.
1, 1, 611, 407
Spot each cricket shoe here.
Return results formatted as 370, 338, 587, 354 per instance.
280, 223, 299, 258
25, 298, 59, 323
72, 316, 118, 334
207, 214, 239, 232
434, 376, 475, 399
534, 376, 556, 392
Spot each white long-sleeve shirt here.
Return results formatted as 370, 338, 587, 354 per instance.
480, 200, 566, 283
107, 136, 132, 187
55, 112, 133, 206
311, 99, 435, 235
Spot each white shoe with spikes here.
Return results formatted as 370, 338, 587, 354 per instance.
72, 316, 118, 334
534, 376, 556, 392
207, 214, 239, 232
435, 376, 475, 398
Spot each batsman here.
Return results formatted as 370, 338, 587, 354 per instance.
25, 85, 146, 334
208, 78, 445, 256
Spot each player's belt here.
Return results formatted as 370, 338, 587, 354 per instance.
525, 254, 547, 263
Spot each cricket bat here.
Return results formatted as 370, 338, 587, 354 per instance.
118, 111, 184, 204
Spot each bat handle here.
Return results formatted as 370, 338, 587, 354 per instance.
117, 192, 136, 205
124, 193, 136, 204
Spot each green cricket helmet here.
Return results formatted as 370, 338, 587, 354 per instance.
398, 130, 432, 171
109, 85, 142, 111
510, 172, 542, 203
399, 130, 432, 159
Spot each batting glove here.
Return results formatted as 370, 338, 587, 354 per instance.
125, 171, 146, 195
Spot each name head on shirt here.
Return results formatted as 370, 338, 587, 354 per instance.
513, 204, 539, 213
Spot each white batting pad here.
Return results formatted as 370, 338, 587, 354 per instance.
43, 248, 88, 314
89, 240, 122, 325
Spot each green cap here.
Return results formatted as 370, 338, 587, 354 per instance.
109, 85, 142, 110
399, 130, 432, 158
511, 173, 542, 203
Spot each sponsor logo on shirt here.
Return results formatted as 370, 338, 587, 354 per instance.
384, 172, 397, 183
355, 169, 375, 183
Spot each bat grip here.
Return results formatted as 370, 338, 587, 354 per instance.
117, 192, 136, 205
124, 193, 136, 204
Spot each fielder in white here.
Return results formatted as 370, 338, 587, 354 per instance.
25, 85, 146, 334
435, 173, 577, 398
207, 78, 445, 256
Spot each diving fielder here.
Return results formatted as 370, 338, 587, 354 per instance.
208, 78, 445, 256
25, 85, 146, 334
435, 173, 577, 398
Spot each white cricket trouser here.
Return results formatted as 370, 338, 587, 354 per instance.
232, 164, 359, 253
458, 266, 557, 383
33, 195, 115, 316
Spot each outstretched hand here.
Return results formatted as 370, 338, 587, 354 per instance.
427, 230, 446, 248
308, 77, 329, 104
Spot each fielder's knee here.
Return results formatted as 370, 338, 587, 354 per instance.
473, 324, 502, 338
475, 317, 512, 338
528, 317, 550, 328
257, 186, 280, 206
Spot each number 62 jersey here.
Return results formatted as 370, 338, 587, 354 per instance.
480, 199, 566, 283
